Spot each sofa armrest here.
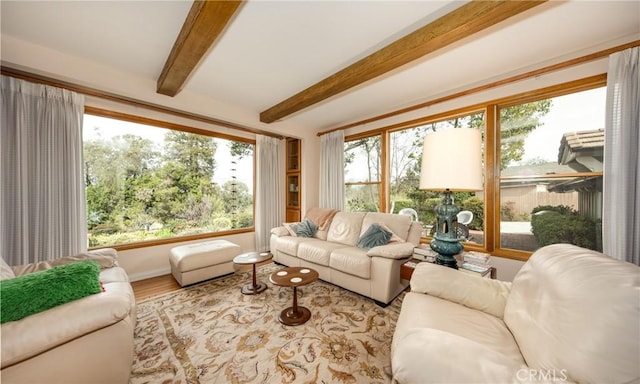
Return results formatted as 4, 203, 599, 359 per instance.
12, 248, 119, 276
270, 226, 290, 237
0, 289, 132, 368
411, 262, 511, 318
367, 242, 414, 260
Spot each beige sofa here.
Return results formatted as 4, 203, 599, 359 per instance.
0, 249, 136, 384
391, 244, 640, 384
270, 211, 422, 305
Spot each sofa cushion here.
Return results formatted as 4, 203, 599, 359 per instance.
361, 212, 411, 241
395, 292, 525, 364
326, 212, 366, 246
504, 244, 640, 384
297, 240, 348, 266
1, 260, 102, 324
329, 247, 371, 279
276, 236, 316, 256
392, 327, 526, 384
357, 223, 392, 249
0, 285, 133, 368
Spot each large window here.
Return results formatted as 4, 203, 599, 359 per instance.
344, 135, 382, 212
388, 112, 485, 242
497, 87, 605, 254
84, 112, 254, 248
343, 78, 606, 260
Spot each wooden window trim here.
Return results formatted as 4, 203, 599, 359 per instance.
345, 75, 607, 261
84, 108, 257, 252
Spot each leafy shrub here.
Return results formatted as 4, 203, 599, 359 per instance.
532, 204, 576, 216
530, 205, 598, 250
501, 201, 517, 221
391, 198, 414, 213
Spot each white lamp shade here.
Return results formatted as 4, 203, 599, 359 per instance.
419, 128, 483, 191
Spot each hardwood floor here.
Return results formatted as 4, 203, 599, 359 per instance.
131, 274, 181, 301
131, 260, 276, 302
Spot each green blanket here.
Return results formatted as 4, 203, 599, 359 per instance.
1, 260, 102, 324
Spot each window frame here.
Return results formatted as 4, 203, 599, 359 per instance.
344, 131, 387, 212
344, 74, 607, 260
84, 106, 256, 252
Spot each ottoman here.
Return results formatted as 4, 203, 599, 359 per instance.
170, 240, 242, 286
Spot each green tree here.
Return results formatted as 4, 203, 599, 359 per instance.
85, 134, 162, 232
499, 100, 552, 169
153, 131, 218, 223
229, 142, 253, 159
84, 139, 122, 228
345, 136, 381, 211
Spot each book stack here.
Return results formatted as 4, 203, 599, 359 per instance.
413, 245, 436, 263
460, 252, 492, 276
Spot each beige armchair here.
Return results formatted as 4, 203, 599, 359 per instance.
392, 244, 640, 383
1, 249, 136, 384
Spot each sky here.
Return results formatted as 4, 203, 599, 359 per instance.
83, 114, 254, 189
518, 86, 606, 164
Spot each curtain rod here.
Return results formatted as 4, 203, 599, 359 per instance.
0, 66, 286, 140
317, 40, 640, 137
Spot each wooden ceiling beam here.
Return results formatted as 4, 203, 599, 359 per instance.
260, 0, 546, 123
157, 0, 244, 97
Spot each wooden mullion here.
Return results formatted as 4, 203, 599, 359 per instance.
484, 105, 497, 253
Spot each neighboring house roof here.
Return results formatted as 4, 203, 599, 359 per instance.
501, 162, 576, 177
501, 128, 604, 192
558, 128, 604, 172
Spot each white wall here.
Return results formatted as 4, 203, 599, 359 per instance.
120, 232, 255, 282
491, 256, 525, 282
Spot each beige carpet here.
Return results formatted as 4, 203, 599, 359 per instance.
131, 264, 404, 384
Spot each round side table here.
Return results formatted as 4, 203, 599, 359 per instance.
269, 267, 319, 326
233, 252, 273, 295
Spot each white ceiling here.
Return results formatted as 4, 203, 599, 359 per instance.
1, 1, 639, 136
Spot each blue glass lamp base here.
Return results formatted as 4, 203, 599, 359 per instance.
430, 236, 462, 269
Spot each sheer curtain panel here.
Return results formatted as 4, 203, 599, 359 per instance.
603, 47, 640, 264
1, 76, 87, 265
320, 130, 345, 211
255, 135, 283, 252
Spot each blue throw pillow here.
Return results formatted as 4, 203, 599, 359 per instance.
291, 218, 318, 238
357, 223, 392, 249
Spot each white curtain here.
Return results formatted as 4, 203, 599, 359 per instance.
320, 130, 345, 210
1, 75, 87, 265
255, 135, 283, 252
603, 47, 639, 265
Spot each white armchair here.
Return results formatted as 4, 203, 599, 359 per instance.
0, 249, 136, 384
392, 244, 640, 383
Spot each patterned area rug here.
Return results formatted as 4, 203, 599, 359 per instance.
131, 264, 405, 384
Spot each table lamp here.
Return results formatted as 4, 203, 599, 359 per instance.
419, 128, 483, 269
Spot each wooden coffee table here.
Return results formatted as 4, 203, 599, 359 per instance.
233, 252, 273, 295
269, 267, 319, 326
